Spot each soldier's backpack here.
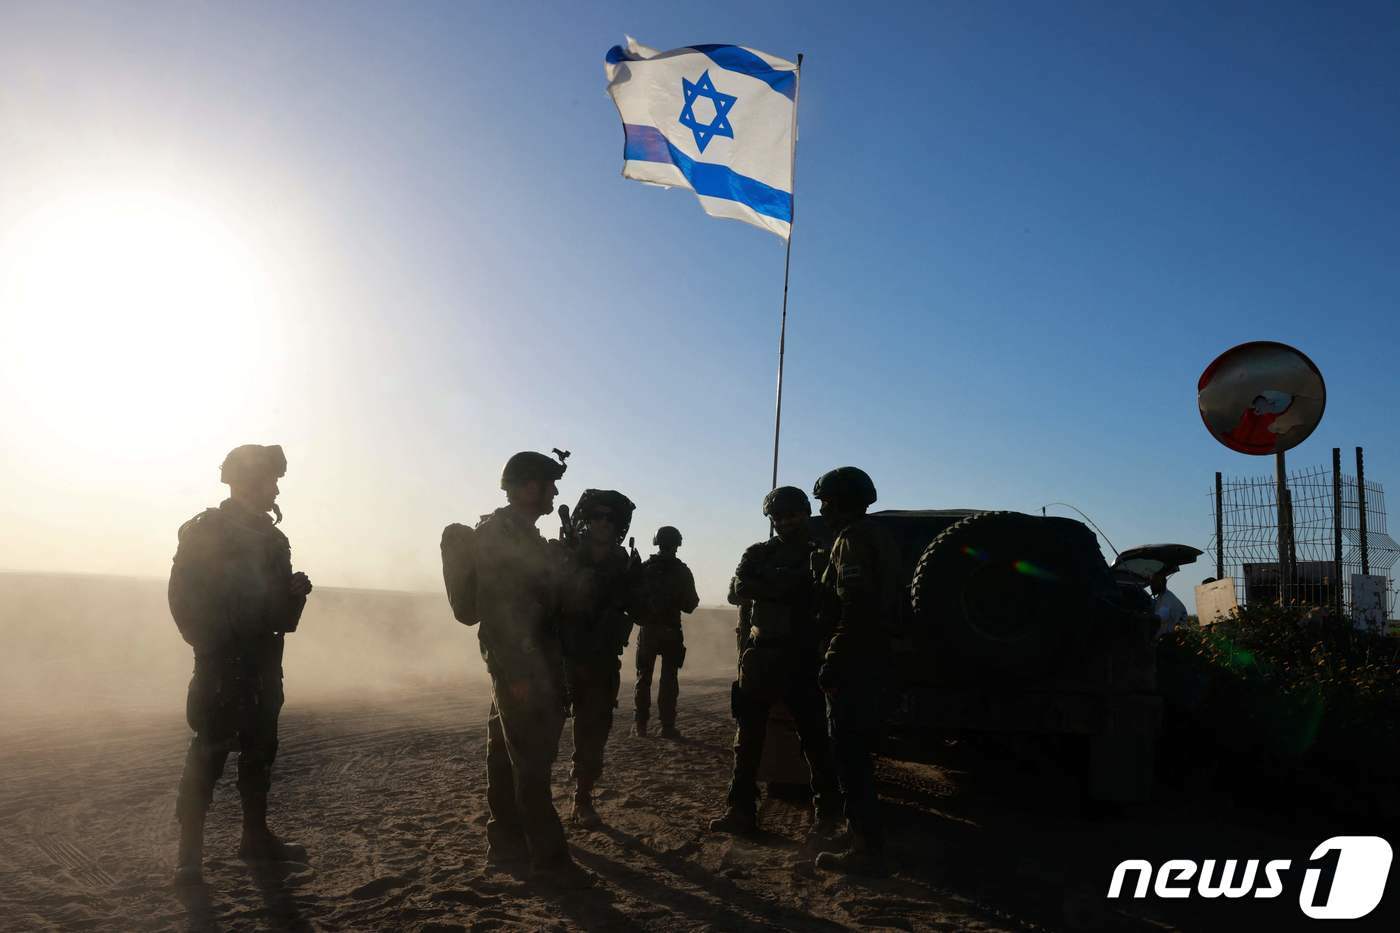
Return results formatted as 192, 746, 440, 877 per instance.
441, 523, 479, 625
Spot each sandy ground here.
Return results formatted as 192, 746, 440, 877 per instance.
6, 676, 1398, 932
2, 574, 1396, 931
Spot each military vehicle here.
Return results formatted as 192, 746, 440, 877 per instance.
874, 509, 1160, 803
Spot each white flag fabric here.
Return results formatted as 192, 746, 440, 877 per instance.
605, 37, 797, 239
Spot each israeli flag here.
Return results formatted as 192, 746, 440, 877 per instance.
605, 37, 797, 240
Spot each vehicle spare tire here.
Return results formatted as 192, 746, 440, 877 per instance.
910, 511, 1113, 684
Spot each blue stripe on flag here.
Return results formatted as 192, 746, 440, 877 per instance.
605, 44, 642, 64
622, 124, 792, 223
691, 44, 797, 100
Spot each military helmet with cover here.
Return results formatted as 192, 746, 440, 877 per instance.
762, 485, 811, 518
813, 466, 877, 508
573, 489, 636, 541
653, 525, 682, 548
220, 444, 287, 486
499, 450, 567, 490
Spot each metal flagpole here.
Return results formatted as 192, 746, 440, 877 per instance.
770, 52, 803, 491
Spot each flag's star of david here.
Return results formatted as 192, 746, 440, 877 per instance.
678, 70, 737, 153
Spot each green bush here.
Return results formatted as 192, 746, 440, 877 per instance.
1157, 605, 1400, 813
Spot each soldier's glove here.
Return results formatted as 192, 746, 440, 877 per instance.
290, 572, 313, 598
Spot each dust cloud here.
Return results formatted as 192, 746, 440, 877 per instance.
0, 571, 739, 735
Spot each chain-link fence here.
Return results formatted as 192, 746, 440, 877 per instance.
1206, 457, 1400, 615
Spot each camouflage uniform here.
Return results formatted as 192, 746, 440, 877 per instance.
633, 553, 699, 731
724, 535, 842, 822
473, 505, 571, 865
818, 516, 902, 852
561, 543, 641, 805
170, 498, 307, 840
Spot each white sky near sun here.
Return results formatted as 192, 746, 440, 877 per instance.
2, 180, 310, 570
0, 169, 492, 593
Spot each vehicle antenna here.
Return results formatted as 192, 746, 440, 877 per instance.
1040, 502, 1119, 558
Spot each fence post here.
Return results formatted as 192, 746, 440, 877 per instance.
1357, 446, 1370, 576
1276, 449, 1289, 604
1285, 487, 1298, 595
1333, 448, 1343, 617
1214, 472, 1224, 580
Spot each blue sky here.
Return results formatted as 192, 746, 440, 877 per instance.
2, 1, 1398, 605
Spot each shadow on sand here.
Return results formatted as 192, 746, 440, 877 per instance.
247, 861, 314, 933
585, 825, 846, 931
174, 881, 220, 933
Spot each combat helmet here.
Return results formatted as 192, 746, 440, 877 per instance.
573, 489, 636, 541
220, 444, 287, 486
762, 485, 811, 518
653, 526, 683, 548
813, 467, 877, 508
500, 449, 568, 490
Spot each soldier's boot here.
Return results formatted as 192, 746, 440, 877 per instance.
813, 832, 889, 877
570, 789, 603, 829
173, 814, 205, 887
484, 842, 530, 869
238, 794, 308, 863
631, 719, 648, 737
484, 823, 530, 871
707, 806, 758, 836
484, 841, 530, 876
239, 826, 308, 863
659, 723, 682, 740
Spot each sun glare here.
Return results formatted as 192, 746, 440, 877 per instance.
1, 190, 288, 459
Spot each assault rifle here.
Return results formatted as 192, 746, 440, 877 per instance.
558, 503, 578, 548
